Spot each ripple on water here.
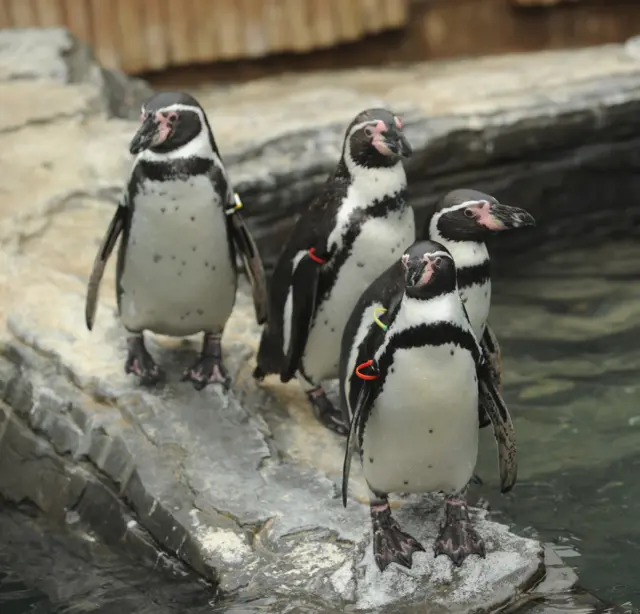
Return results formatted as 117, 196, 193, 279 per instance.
477, 240, 640, 609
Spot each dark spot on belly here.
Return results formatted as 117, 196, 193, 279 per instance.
211, 265, 216, 271
197, 308, 204, 315
484, 290, 488, 298
324, 319, 328, 325
428, 465, 433, 469
153, 254, 162, 263
204, 261, 209, 267
357, 262, 364, 268
191, 216, 196, 222
330, 327, 335, 333
429, 429, 434, 434
178, 271, 182, 276
182, 260, 186, 266
131, 239, 137, 246
192, 246, 197, 252
463, 298, 468, 304
369, 457, 374, 463
174, 205, 179, 211
390, 248, 395, 254
171, 255, 176, 260
473, 374, 477, 382
374, 177, 379, 183
403, 480, 409, 486
390, 367, 394, 374
160, 207, 166, 213
396, 242, 401, 248
450, 349, 454, 356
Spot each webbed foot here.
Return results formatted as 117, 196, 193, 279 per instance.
371, 499, 425, 572
125, 335, 164, 386
182, 332, 231, 391
307, 387, 348, 436
434, 497, 486, 567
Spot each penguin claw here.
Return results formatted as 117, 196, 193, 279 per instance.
182, 359, 231, 391
373, 520, 425, 572
125, 338, 164, 386
433, 521, 486, 567
306, 390, 349, 436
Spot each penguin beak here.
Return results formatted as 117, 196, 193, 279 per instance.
129, 114, 157, 155
129, 112, 173, 155
475, 202, 536, 231
404, 256, 435, 288
386, 129, 413, 159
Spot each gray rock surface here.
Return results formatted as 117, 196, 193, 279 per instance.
8, 27, 640, 612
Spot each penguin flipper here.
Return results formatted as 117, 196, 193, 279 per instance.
85, 204, 127, 331
228, 209, 269, 325
342, 377, 375, 507
478, 375, 517, 493
481, 323, 503, 391
281, 251, 321, 383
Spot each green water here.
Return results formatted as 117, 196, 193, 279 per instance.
1, 239, 640, 612
476, 238, 640, 609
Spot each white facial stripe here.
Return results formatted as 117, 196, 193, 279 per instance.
347, 119, 384, 139
426, 250, 451, 260
437, 200, 487, 217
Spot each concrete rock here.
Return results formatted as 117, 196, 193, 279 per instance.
7, 27, 640, 612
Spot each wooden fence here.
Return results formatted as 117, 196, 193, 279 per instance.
0, 0, 410, 73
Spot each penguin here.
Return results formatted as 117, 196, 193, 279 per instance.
85, 91, 268, 389
339, 240, 517, 571
426, 189, 535, 424
253, 108, 415, 435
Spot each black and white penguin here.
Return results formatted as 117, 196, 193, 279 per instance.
253, 108, 415, 435
339, 240, 517, 571
427, 189, 535, 422
85, 91, 268, 389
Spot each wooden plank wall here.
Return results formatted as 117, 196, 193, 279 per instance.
0, 0, 410, 73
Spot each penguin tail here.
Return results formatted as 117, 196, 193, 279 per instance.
253, 325, 284, 380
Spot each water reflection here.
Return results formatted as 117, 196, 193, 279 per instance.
2, 240, 640, 612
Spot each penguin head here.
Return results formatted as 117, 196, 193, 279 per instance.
129, 92, 214, 156
343, 108, 413, 169
401, 240, 457, 299
430, 189, 536, 242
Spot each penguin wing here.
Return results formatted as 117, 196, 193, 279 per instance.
481, 323, 503, 391
280, 246, 327, 383
227, 208, 269, 325
477, 369, 518, 494
85, 204, 128, 331
342, 370, 378, 507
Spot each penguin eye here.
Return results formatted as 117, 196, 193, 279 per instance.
168, 112, 178, 122
364, 126, 375, 138
464, 209, 475, 218
433, 257, 442, 268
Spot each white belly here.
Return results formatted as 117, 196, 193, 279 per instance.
299, 207, 415, 383
460, 280, 491, 339
362, 344, 479, 495
119, 177, 237, 336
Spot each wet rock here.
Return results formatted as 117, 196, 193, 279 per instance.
12, 26, 640, 612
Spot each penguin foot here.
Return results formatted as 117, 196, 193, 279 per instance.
434, 497, 486, 567
182, 332, 231, 391
370, 500, 425, 572
125, 335, 164, 386
306, 387, 349, 436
